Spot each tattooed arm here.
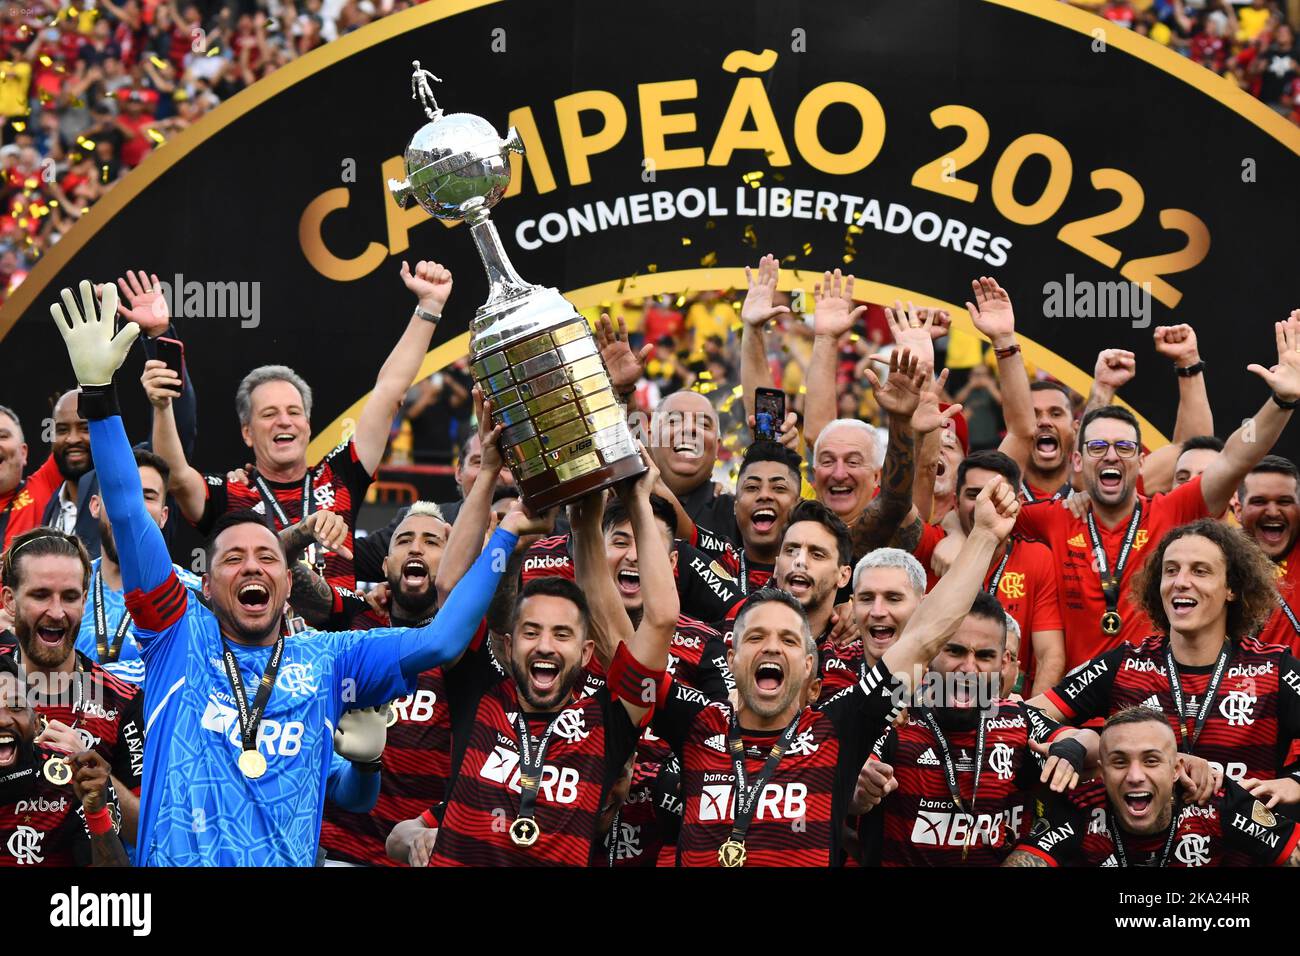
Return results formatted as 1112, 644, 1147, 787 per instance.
1001, 849, 1050, 867
288, 562, 337, 628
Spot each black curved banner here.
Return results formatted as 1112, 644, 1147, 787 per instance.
3, 0, 1298, 467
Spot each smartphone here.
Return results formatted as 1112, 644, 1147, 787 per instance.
155, 336, 185, 390
754, 387, 785, 442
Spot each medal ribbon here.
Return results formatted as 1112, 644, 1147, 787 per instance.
918, 708, 989, 860
220, 635, 284, 759
1086, 499, 1143, 630
985, 539, 1014, 597
724, 710, 803, 850
512, 709, 566, 834
252, 471, 314, 530
93, 572, 133, 664
1163, 641, 1231, 754
1107, 799, 1182, 868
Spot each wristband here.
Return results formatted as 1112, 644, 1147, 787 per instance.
1046, 737, 1087, 774
85, 805, 114, 836
1273, 392, 1300, 410
1175, 360, 1205, 378
993, 343, 1021, 359
76, 383, 120, 420
413, 307, 441, 325
353, 759, 383, 774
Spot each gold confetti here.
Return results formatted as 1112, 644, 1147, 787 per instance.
802, 242, 813, 256
741, 170, 763, 184
681, 237, 691, 246
49, 200, 58, 207
146, 128, 165, 144
675, 293, 686, 308
38, 55, 52, 67
731, 385, 744, 397
705, 219, 716, 230
150, 55, 168, 69
22, 178, 35, 190
647, 264, 657, 274
101, 164, 109, 182
10, 121, 24, 132
700, 251, 717, 267
742, 224, 758, 248
206, 45, 221, 57
81, 207, 89, 214
699, 370, 713, 381
17, 218, 26, 228
847, 225, 864, 235
617, 276, 627, 294
782, 254, 797, 264
842, 254, 854, 264
773, 172, 785, 182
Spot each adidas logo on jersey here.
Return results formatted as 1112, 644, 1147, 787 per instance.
918, 747, 940, 766
1140, 694, 1162, 711
1067, 533, 1086, 548
703, 733, 727, 753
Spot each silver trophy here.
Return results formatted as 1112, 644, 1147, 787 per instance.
389, 63, 645, 512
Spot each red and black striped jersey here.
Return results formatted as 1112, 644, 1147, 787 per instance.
521, 533, 743, 625
0, 643, 144, 794
0, 772, 123, 866
432, 631, 641, 866
195, 439, 373, 592
320, 667, 450, 866
600, 763, 665, 867
869, 701, 1063, 866
817, 635, 865, 703
1014, 778, 1300, 867
652, 660, 903, 866
1045, 635, 1300, 783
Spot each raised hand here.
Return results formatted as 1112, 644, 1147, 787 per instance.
597, 313, 652, 394
1247, 310, 1300, 403
885, 300, 936, 374
50, 279, 137, 386
472, 385, 504, 475
399, 259, 453, 314
333, 707, 388, 763
972, 475, 1019, 542
850, 759, 897, 815
965, 276, 1015, 347
911, 367, 961, 436
865, 347, 926, 420
1094, 348, 1136, 390
746, 410, 799, 450
500, 499, 559, 539
68, 750, 112, 814
812, 268, 866, 338
141, 358, 181, 409
114, 269, 170, 337
615, 442, 660, 507
740, 253, 791, 328
1152, 324, 1200, 368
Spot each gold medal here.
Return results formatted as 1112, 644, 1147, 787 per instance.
1101, 611, 1122, 636
717, 839, 747, 868
238, 750, 268, 779
509, 816, 540, 847
43, 757, 72, 786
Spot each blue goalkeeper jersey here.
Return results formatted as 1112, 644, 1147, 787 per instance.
87, 413, 513, 867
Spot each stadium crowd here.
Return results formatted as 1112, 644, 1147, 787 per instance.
0, 0, 1295, 308
1, 241, 1300, 868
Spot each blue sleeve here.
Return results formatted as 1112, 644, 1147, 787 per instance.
141, 326, 198, 458
326, 752, 380, 813
332, 526, 518, 708
89, 415, 178, 598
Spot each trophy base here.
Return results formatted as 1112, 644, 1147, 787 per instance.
518, 454, 647, 513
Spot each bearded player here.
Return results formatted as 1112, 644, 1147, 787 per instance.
648, 475, 1022, 866
50, 278, 517, 866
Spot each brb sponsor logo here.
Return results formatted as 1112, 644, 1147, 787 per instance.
200, 698, 305, 757
389, 689, 439, 723
910, 802, 1024, 848
479, 746, 580, 804
697, 783, 807, 822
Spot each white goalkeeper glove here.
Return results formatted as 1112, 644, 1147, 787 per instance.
334, 706, 389, 764
50, 280, 138, 387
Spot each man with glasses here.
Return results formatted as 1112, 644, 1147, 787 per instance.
1012, 314, 1300, 670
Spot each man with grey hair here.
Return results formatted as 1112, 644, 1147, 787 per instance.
851, 548, 927, 670
145, 259, 455, 597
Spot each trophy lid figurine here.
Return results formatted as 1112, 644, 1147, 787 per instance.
389, 62, 645, 512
